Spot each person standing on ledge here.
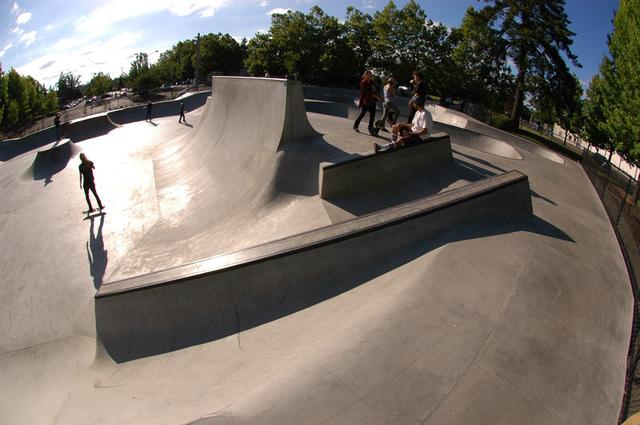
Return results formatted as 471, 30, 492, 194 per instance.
178, 102, 187, 124
353, 70, 379, 135
146, 100, 153, 121
79, 153, 104, 213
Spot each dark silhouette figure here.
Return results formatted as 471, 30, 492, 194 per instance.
79, 153, 104, 212
54, 113, 61, 140
86, 213, 107, 289
353, 70, 379, 135
407, 70, 427, 123
146, 101, 153, 121
178, 102, 187, 124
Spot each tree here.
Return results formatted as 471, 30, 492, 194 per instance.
0, 63, 7, 129
86, 72, 113, 97
196, 33, 245, 78
582, 70, 615, 161
56, 72, 82, 106
478, 0, 580, 129
453, 7, 514, 110
602, 0, 640, 167
370, 0, 454, 91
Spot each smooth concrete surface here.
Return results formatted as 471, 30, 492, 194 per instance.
320, 134, 452, 199
96, 171, 532, 362
0, 77, 633, 425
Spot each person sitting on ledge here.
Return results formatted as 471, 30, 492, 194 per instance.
374, 96, 432, 153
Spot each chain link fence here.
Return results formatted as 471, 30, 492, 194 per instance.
582, 150, 640, 423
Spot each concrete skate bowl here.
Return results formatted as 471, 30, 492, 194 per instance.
106, 91, 210, 124
429, 104, 565, 164
96, 170, 534, 362
26, 138, 80, 182
1, 113, 118, 162
434, 121, 523, 160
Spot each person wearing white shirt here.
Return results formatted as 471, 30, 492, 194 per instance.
374, 96, 432, 153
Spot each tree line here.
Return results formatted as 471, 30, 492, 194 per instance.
0, 0, 637, 171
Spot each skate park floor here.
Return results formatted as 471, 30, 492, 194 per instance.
0, 81, 633, 425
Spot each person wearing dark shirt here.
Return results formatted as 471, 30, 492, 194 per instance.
178, 102, 187, 123
79, 153, 104, 212
54, 113, 61, 140
408, 70, 427, 123
146, 101, 153, 121
353, 70, 380, 135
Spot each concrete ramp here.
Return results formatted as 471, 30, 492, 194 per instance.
96, 170, 533, 362
28, 138, 79, 181
63, 113, 119, 142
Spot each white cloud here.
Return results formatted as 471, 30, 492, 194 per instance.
11, 2, 18, 13
10, 26, 23, 35
16, 11, 31, 25
17, 31, 147, 87
260, 0, 269, 6
19, 30, 36, 46
267, 8, 290, 15
76, 0, 228, 36
0, 43, 13, 57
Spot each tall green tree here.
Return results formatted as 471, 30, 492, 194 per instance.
602, 0, 640, 167
196, 33, 245, 78
453, 7, 514, 110
478, 0, 580, 129
0, 63, 7, 129
370, 0, 454, 91
86, 72, 113, 97
582, 69, 615, 160
56, 72, 82, 105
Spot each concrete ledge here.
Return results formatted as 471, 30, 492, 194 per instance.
320, 134, 452, 199
96, 170, 532, 362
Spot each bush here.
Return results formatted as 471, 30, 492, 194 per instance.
488, 113, 512, 130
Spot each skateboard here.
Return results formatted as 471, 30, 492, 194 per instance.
83, 206, 106, 217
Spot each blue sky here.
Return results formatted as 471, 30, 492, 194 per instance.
0, 0, 619, 90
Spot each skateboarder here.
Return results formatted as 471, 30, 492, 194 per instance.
374, 96, 432, 153
79, 153, 104, 213
178, 102, 187, 123
146, 101, 153, 121
54, 113, 61, 140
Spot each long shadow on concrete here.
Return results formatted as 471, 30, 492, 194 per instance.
325, 156, 498, 218
86, 214, 108, 290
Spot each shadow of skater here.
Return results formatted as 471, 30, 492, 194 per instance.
86, 213, 108, 289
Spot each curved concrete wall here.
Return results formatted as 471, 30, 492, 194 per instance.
106, 91, 210, 125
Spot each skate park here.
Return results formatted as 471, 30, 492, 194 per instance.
0, 76, 632, 424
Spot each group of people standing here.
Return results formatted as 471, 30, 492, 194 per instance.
353, 70, 433, 153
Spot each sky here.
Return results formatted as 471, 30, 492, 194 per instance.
0, 0, 620, 90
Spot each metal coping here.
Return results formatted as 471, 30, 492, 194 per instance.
96, 170, 528, 298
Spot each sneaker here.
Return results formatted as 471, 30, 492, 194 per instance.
353, 127, 360, 133
391, 134, 398, 142
374, 143, 381, 153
